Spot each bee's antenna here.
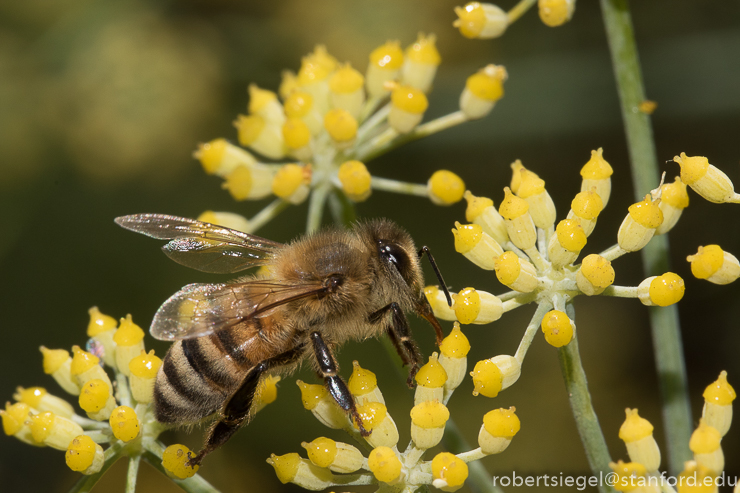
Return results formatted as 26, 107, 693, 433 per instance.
418, 246, 453, 307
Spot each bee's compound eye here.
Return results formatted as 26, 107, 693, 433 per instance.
377, 240, 410, 278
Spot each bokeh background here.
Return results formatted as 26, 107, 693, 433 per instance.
1, 0, 739, 491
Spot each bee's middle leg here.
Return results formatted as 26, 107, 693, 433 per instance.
369, 302, 422, 388
188, 343, 305, 467
309, 331, 370, 437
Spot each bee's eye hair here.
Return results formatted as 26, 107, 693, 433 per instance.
377, 240, 410, 279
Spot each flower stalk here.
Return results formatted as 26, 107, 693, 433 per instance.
600, 0, 692, 473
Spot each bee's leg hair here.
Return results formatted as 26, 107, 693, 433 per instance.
187, 343, 306, 467
369, 302, 422, 388
309, 331, 370, 437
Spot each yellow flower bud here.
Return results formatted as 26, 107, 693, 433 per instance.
452, 222, 503, 270
128, 349, 162, 404
389, 85, 428, 133
353, 402, 399, 448
267, 452, 335, 490
495, 252, 539, 293
78, 379, 117, 421
109, 406, 140, 442
610, 460, 648, 493
517, 169, 556, 230
429, 170, 465, 205
617, 194, 663, 252
479, 407, 520, 454
284, 91, 323, 135
655, 177, 689, 235
460, 64, 507, 119
193, 138, 257, 177
329, 64, 365, 118
673, 152, 740, 204
702, 371, 735, 437
539, 0, 576, 27
548, 219, 587, 269
499, 187, 537, 250
222, 163, 276, 201
464, 190, 509, 245
541, 310, 574, 347
282, 118, 312, 161
1, 402, 38, 446
401, 33, 441, 93
471, 359, 502, 397
234, 114, 286, 159
30, 411, 84, 450
323, 108, 358, 147
410, 400, 450, 449
415, 353, 448, 405
689, 420, 724, 473
368, 446, 404, 484
454, 2, 508, 39
272, 163, 310, 204
425, 285, 457, 321
348, 361, 384, 406
576, 254, 615, 295
302, 437, 364, 474
296, 380, 348, 430
438, 323, 471, 393
568, 189, 604, 236
14, 387, 74, 419
248, 83, 285, 126
580, 148, 613, 206
687, 245, 740, 285
453, 287, 503, 324
638, 273, 685, 307
619, 409, 661, 472
366, 41, 404, 98
432, 452, 469, 492
338, 160, 372, 202
70, 346, 111, 390
113, 314, 145, 377
66, 435, 104, 474
162, 444, 200, 479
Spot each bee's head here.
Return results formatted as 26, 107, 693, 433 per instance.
360, 219, 423, 291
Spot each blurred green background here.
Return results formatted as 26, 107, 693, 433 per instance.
1, 0, 739, 491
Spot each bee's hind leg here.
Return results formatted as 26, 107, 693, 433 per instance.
369, 302, 422, 388
309, 331, 370, 437
187, 343, 306, 467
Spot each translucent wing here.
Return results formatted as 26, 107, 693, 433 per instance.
115, 214, 284, 274
150, 279, 327, 341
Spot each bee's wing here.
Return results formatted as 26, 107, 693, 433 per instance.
150, 279, 327, 341
115, 214, 284, 274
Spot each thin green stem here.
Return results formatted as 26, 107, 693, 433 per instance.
116, 372, 132, 408
328, 189, 357, 226
248, 199, 290, 233
514, 302, 551, 364
371, 176, 429, 197
306, 183, 331, 233
125, 455, 140, 493
600, 285, 639, 298
600, 0, 692, 473
507, 0, 537, 24
558, 303, 614, 493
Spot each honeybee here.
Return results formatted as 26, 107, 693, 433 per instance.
115, 214, 451, 466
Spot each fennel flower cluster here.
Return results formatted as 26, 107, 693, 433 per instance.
191, 36, 508, 233
610, 372, 735, 493
1, 307, 278, 490
267, 322, 521, 492
423, 150, 740, 398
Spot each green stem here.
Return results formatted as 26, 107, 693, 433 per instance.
558, 304, 614, 493
125, 455, 140, 493
600, 0, 692, 473
306, 183, 331, 233
248, 199, 290, 233
507, 0, 537, 24
328, 189, 357, 226
442, 419, 502, 493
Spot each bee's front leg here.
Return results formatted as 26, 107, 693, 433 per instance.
188, 343, 306, 467
369, 302, 422, 388
309, 331, 370, 437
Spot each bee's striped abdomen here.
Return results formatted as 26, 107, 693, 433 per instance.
154, 331, 252, 424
